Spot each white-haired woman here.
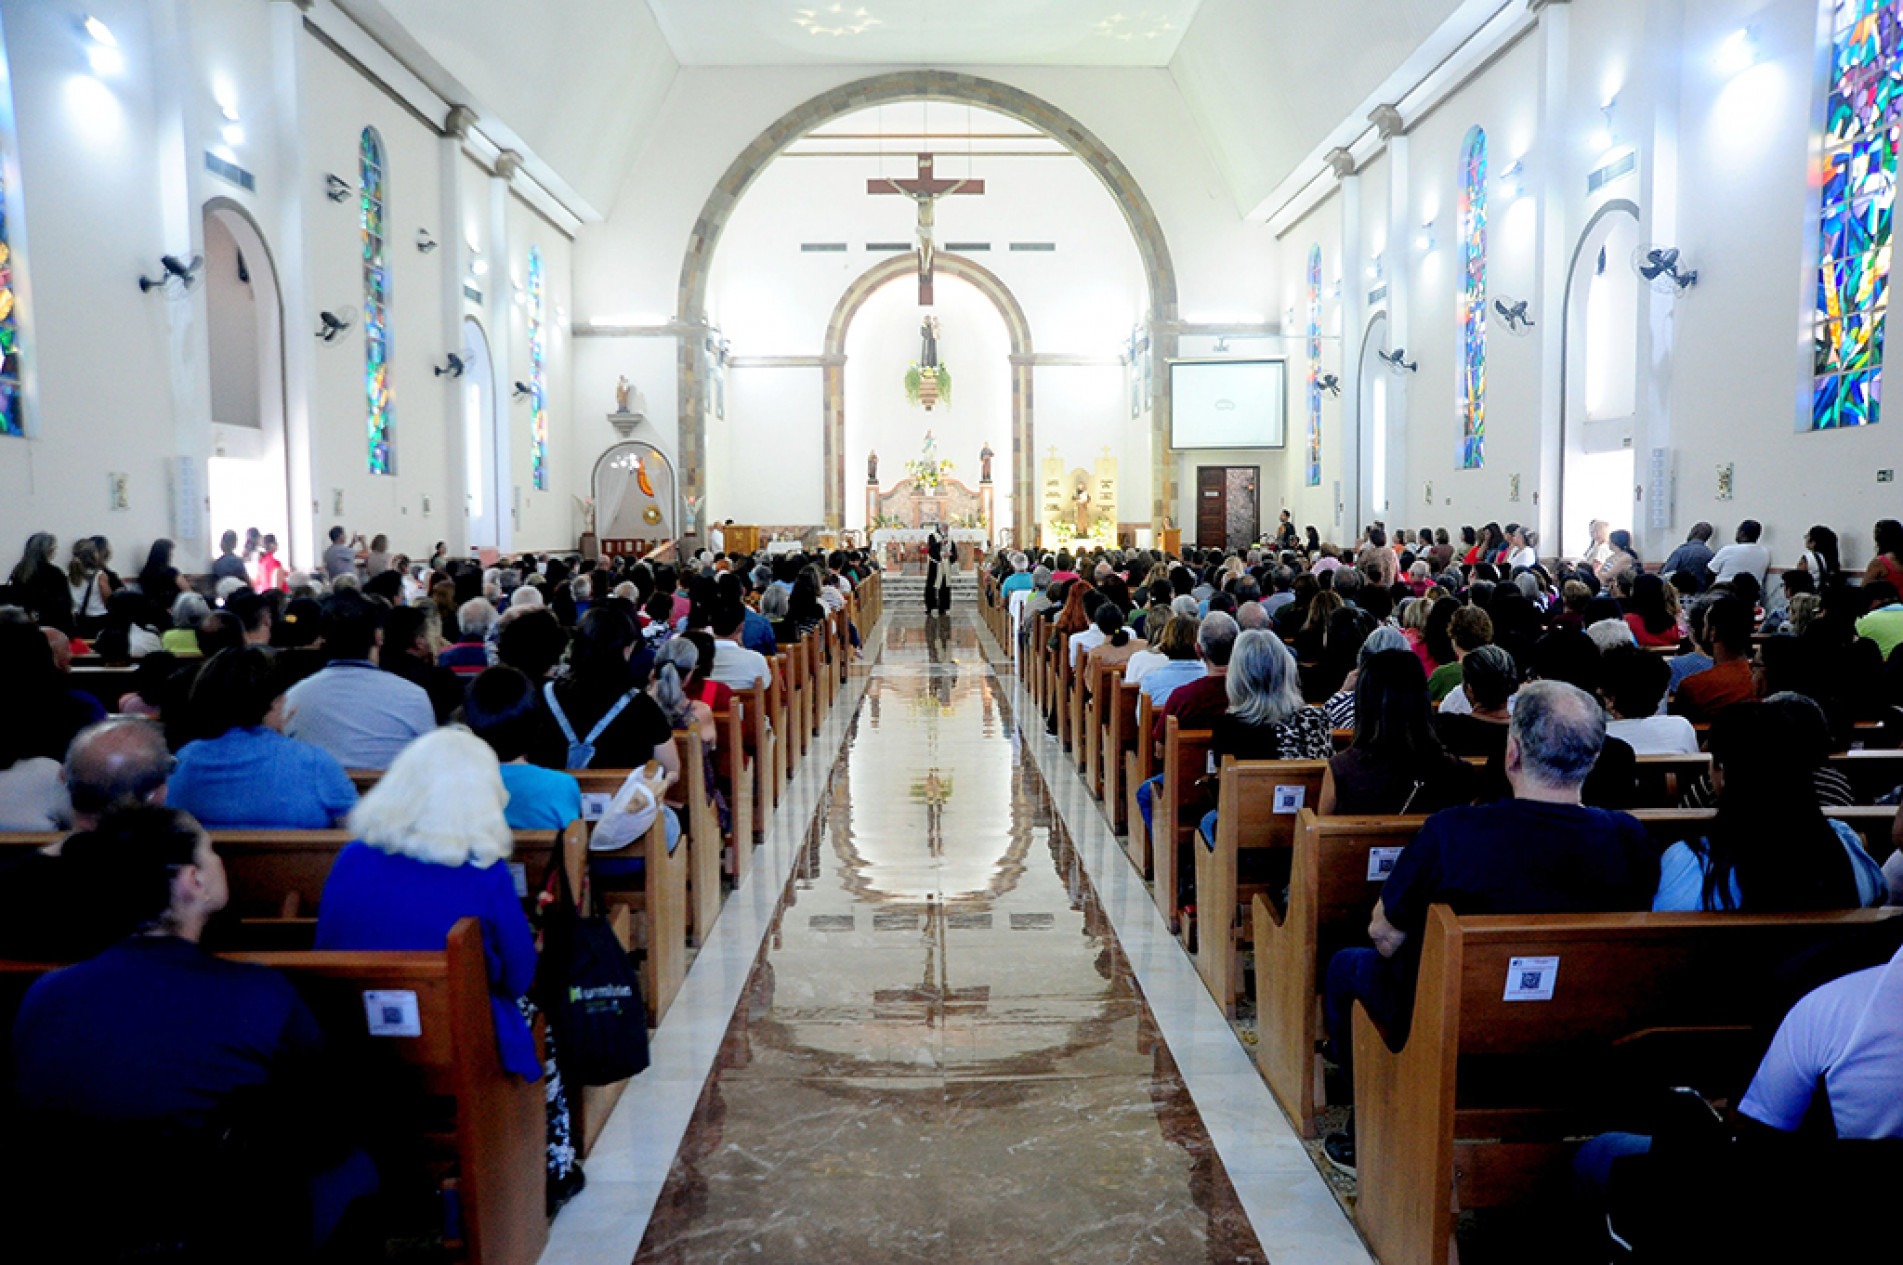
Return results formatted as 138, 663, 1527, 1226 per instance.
161, 591, 211, 657
315, 727, 583, 1204
1214, 630, 1335, 763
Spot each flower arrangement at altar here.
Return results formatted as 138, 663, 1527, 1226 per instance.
903, 361, 953, 410
904, 455, 955, 492
871, 512, 908, 529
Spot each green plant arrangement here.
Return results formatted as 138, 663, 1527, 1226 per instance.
904, 456, 955, 492
903, 362, 952, 409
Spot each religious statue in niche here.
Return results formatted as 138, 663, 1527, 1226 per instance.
904, 316, 951, 410
614, 376, 633, 414
1073, 481, 1093, 538
867, 450, 879, 485
980, 441, 994, 484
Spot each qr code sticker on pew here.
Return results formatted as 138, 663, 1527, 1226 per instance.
364, 990, 422, 1037
1502, 956, 1559, 1002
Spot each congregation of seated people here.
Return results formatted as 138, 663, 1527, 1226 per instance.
995, 511, 1903, 1258
0, 525, 878, 1257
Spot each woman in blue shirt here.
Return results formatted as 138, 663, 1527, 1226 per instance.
1652, 699, 1885, 912
167, 646, 358, 829
315, 727, 582, 1204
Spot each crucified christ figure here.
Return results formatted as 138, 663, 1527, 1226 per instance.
868, 153, 986, 306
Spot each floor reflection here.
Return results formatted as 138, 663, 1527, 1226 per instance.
635, 612, 1269, 1264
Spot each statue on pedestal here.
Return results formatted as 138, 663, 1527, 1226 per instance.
614, 376, 633, 414
979, 441, 994, 484
1073, 482, 1093, 539
867, 450, 879, 485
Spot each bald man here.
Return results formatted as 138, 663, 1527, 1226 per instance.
0, 718, 175, 959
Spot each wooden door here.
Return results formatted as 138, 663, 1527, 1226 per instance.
1196, 467, 1227, 548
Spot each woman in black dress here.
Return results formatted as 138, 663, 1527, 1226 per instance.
925, 529, 957, 612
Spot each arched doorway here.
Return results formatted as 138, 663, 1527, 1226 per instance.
827, 254, 1031, 536
202, 200, 291, 563
592, 440, 681, 555
1356, 311, 1392, 533
1560, 201, 1642, 558
676, 71, 1179, 540
461, 317, 503, 551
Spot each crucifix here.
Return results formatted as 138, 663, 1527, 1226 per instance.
868, 152, 985, 305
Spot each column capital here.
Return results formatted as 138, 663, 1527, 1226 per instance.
1325, 147, 1359, 180
1369, 104, 1406, 140
444, 105, 478, 140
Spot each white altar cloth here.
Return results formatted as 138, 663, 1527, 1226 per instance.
871, 528, 989, 549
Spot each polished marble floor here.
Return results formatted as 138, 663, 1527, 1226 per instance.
538, 608, 1369, 1265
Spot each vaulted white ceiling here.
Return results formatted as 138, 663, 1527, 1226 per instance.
334, 1, 1493, 225
645, 1, 1207, 67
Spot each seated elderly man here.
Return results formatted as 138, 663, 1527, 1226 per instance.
1320, 680, 1657, 1174
438, 597, 497, 676
0, 718, 175, 958
284, 589, 434, 770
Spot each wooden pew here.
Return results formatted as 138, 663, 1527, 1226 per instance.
1352, 904, 1901, 1265
0, 918, 549, 1265
1078, 659, 1112, 783
1122, 693, 1157, 874
1102, 681, 1141, 834
1152, 717, 1214, 929
732, 685, 775, 848
1252, 804, 1902, 1142
712, 702, 755, 876
1192, 757, 1329, 1016
1254, 809, 1429, 1138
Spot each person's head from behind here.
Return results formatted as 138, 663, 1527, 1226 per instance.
1449, 605, 1493, 657
458, 597, 498, 640
170, 591, 209, 631
62, 718, 172, 829
1599, 645, 1671, 720
1461, 643, 1518, 712
1701, 596, 1754, 657
570, 604, 640, 687
1225, 629, 1303, 727
1506, 679, 1605, 797
227, 590, 273, 644
348, 727, 511, 869
497, 607, 568, 681
649, 636, 700, 729
1354, 649, 1440, 757
1700, 698, 1851, 912
1153, 614, 1200, 661
1527, 628, 1604, 695
190, 647, 288, 739
1688, 521, 1714, 544
1195, 611, 1239, 667
318, 587, 383, 660
64, 805, 223, 944
1736, 519, 1762, 544
218, 529, 239, 557
712, 601, 748, 640
196, 610, 244, 659
463, 666, 541, 763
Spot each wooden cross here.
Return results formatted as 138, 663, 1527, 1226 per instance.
868, 153, 986, 305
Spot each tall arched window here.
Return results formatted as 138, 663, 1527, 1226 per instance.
0, 150, 21, 438
1813, 1, 1898, 430
1458, 125, 1487, 469
528, 245, 547, 490
1305, 245, 1322, 486
360, 127, 393, 474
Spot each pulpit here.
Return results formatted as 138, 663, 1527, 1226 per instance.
724, 525, 761, 555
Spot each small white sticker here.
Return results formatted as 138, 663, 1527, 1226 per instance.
364, 990, 422, 1037
579, 792, 611, 822
1367, 847, 1402, 881
1503, 956, 1560, 1002
509, 862, 528, 898
1273, 784, 1306, 814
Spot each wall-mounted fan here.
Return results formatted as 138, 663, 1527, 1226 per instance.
1633, 245, 1697, 293
1492, 296, 1536, 335
1377, 347, 1418, 374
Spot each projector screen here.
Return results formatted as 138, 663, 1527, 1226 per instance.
1168, 359, 1287, 450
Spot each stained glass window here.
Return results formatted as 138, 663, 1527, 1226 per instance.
1305, 245, 1322, 487
1458, 125, 1487, 469
528, 245, 547, 491
1813, 0, 1901, 430
360, 128, 393, 474
0, 147, 20, 438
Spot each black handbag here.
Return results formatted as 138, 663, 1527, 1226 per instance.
535, 857, 650, 1086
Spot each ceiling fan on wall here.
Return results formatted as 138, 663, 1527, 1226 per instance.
1493, 296, 1536, 335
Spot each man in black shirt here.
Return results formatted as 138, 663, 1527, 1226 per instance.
1320, 680, 1657, 1172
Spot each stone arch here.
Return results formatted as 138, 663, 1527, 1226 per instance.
678, 70, 1180, 540
822, 252, 1032, 531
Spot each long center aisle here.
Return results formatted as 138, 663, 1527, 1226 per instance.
541, 606, 1370, 1264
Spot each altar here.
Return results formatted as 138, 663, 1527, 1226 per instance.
871, 527, 987, 573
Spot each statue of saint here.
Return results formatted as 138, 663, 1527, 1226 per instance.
920, 316, 940, 368
921, 430, 936, 464
614, 376, 633, 414
867, 450, 879, 484
1073, 482, 1093, 538
979, 441, 994, 484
